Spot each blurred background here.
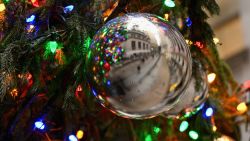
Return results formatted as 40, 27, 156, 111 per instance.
208, 0, 250, 140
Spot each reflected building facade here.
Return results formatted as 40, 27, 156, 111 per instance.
121, 27, 159, 59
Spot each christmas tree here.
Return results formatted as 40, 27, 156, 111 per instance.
0, 0, 249, 141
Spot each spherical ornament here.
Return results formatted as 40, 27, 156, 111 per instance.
162, 62, 208, 119
86, 13, 192, 119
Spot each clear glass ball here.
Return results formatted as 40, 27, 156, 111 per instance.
86, 13, 192, 119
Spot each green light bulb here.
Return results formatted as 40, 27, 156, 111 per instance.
145, 134, 152, 141
179, 121, 189, 132
84, 36, 91, 49
164, 0, 175, 7
189, 130, 199, 140
153, 126, 161, 134
46, 41, 58, 53
100, 61, 103, 66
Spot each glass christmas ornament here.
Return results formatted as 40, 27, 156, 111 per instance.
86, 13, 192, 119
163, 61, 208, 118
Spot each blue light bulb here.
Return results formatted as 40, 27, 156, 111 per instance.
26, 15, 36, 23
92, 88, 97, 96
205, 107, 214, 117
34, 121, 45, 130
186, 17, 192, 27
107, 80, 111, 86
64, 5, 74, 14
68, 135, 78, 141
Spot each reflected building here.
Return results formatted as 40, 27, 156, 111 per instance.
121, 27, 158, 59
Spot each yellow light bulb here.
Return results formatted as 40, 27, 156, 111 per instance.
237, 102, 248, 113
0, 3, 6, 12
212, 126, 217, 132
76, 130, 84, 139
213, 38, 220, 44
10, 88, 18, 97
164, 14, 169, 21
207, 73, 216, 83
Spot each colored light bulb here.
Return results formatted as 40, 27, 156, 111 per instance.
64, 5, 74, 13
164, 0, 175, 8
153, 126, 161, 134
207, 73, 216, 83
205, 107, 214, 117
26, 15, 36, 23
107, 80, 111, 86
68, 135, 77, 141
76, 130, 84, 139
237, 102, 248, 113
34, 121, 45, 130
0, 3, 6, 12
186, 17, 192, 27
46, 41, 58, 53
189, 130, 199, 140
213, 38, 220, 44
145, 134, 152, 141
164, 13, 169, 21
212, 125, 217, 132
179, 121, 189, 132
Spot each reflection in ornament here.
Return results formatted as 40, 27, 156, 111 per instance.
86, 13, 192, 119
163, 62, 208, 118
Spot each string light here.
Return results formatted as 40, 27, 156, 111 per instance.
84, 36, 92, 49
10, 88, 18, 97
207, 73, 216, 83
0, 3, 6, 12
64, 5, 74, 14
55, 49, 65, 65
153, 126, 161, 134
107, 80, 111, 86
205, 107, 214, 117
185, 39, 193, 45
145, 134, 152, 141
212, 125, 217, 132
26, 24, 35, 33
164, 13, 169, 21
189, 130, 199, 140
237, 102, 248, 113
68, 135, 78, 141
185, 17, 192, 27
213, 38, 220, 44
179, 121, 189, 132
45, 41, 59, 53
164, 0, 175, 8
31, 0, 40, 7
26, 15, 36, 23
194, 41, 204, 49
76, 130, 84, 139
34, 121, 45, 130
